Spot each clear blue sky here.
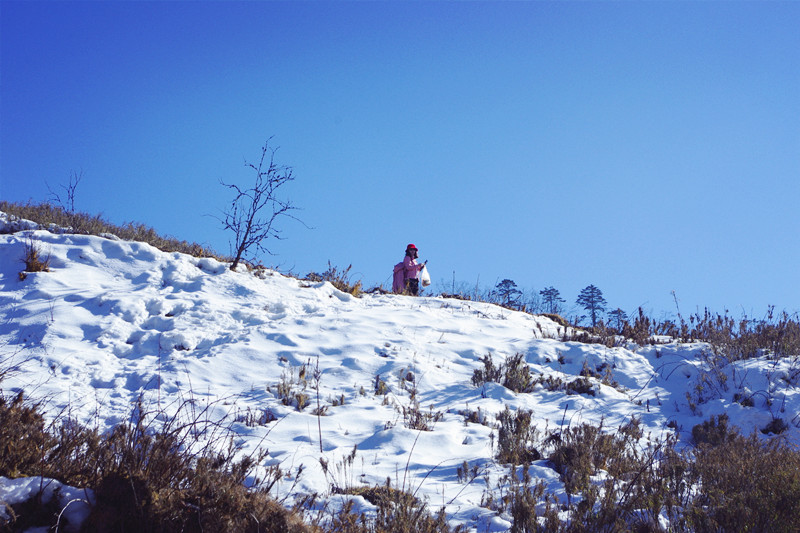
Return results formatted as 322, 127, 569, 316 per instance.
2, 1, 799, 319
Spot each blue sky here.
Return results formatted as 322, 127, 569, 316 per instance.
2, 1, 799, 319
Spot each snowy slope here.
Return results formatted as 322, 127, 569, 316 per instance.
2, 211, 799, 531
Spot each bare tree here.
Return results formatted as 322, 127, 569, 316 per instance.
220, 139, 300, 271
47, 169, 82, 212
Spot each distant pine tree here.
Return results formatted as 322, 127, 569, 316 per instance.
493, 279, 523, 309
576, 285, 607, 328
539, 286, 566, 314
607, 308, 629, 331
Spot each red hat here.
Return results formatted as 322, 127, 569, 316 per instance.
406, 243, 417, 250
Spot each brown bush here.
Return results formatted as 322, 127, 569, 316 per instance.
691, 413, 738, 447
684, 433, 800, 532
329, 478, 466, 533
19, 237, 50, 280
496, 406, 541, 465
0, 392, 55, 478
0, 391, 310, 533
472, 353, 535, 394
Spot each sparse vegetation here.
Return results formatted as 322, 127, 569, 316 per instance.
495, 406, 541, 465
328, 478, 467, 533
400, 398, 443, 431
4, 320, 800, 532
307, 261, 363, 297
471, 353, 535, 394
485, 411, 800, 533
472, 352, 601, 398
2, 201, 225, 261
321, 447, 469, 533
681, 432, 800, 532
0, 392, 307, 532
19, 235, 50, 280
373, 374, 389, 396
4, 200, 800, 532
270, 363, 312, 411
443, 278, 800, 368
235, 406, 278, 427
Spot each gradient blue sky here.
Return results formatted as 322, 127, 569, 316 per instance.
2, 1, 799, 319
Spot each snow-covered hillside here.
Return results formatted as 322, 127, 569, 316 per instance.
2, 211, 799, 531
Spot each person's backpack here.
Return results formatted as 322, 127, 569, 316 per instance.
392, 262, 405, 293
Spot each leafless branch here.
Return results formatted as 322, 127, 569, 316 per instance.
46, 169, 83, 212
219, 139, 301, 270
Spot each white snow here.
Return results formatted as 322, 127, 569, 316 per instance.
0, 476, 92, 532
1, 210, 799, 531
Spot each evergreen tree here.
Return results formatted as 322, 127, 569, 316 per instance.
539, 286, 566, 314
492, 279, 523, 309
576, 285, 607, 328
607, 308, 629, 331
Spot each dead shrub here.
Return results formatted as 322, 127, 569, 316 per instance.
0, 484, 64, 533
0, 391, 309, 533
540, 313, 569, 328
400, 399, 443, 431
19, 236, 50, 280
78, 400, 309, 533
565, 376, 596, 396
691, 414, 738, 447
761, 417, 789, 435
565, 428, 684, 532
235, 406, 277, 427
496, 406, 541, 465
612, 305, 800, 362
0, 392, 55, 478
548, 422, 617, 498
307, 261, 363, 297
269, 363, 311, 411
472, 353, 535, 394
481, 464, 560, 533
329, 478, 467, 533
471, 354, 502, 387
684, 433, 800, 532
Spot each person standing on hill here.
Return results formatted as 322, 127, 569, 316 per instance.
401, 243, 426, 296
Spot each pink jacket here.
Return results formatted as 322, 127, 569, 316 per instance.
403, 255, 423, 280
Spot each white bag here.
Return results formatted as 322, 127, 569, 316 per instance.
420, 265, 431, 287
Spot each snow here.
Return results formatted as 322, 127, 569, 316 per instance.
1, 210, 799, 531
0, 476, 92, 532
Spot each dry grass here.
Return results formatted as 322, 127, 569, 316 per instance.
0, 392, 309, 532
2, 201, 226, 262
328, 479, 466, 533
19, 236, 50, 280
471, 353, 535, 394
306, 261, 363, 297
0, 386, 464, 532
683, 433, 800, 532
3, 357, 800, 532
485, 410, 800, 532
